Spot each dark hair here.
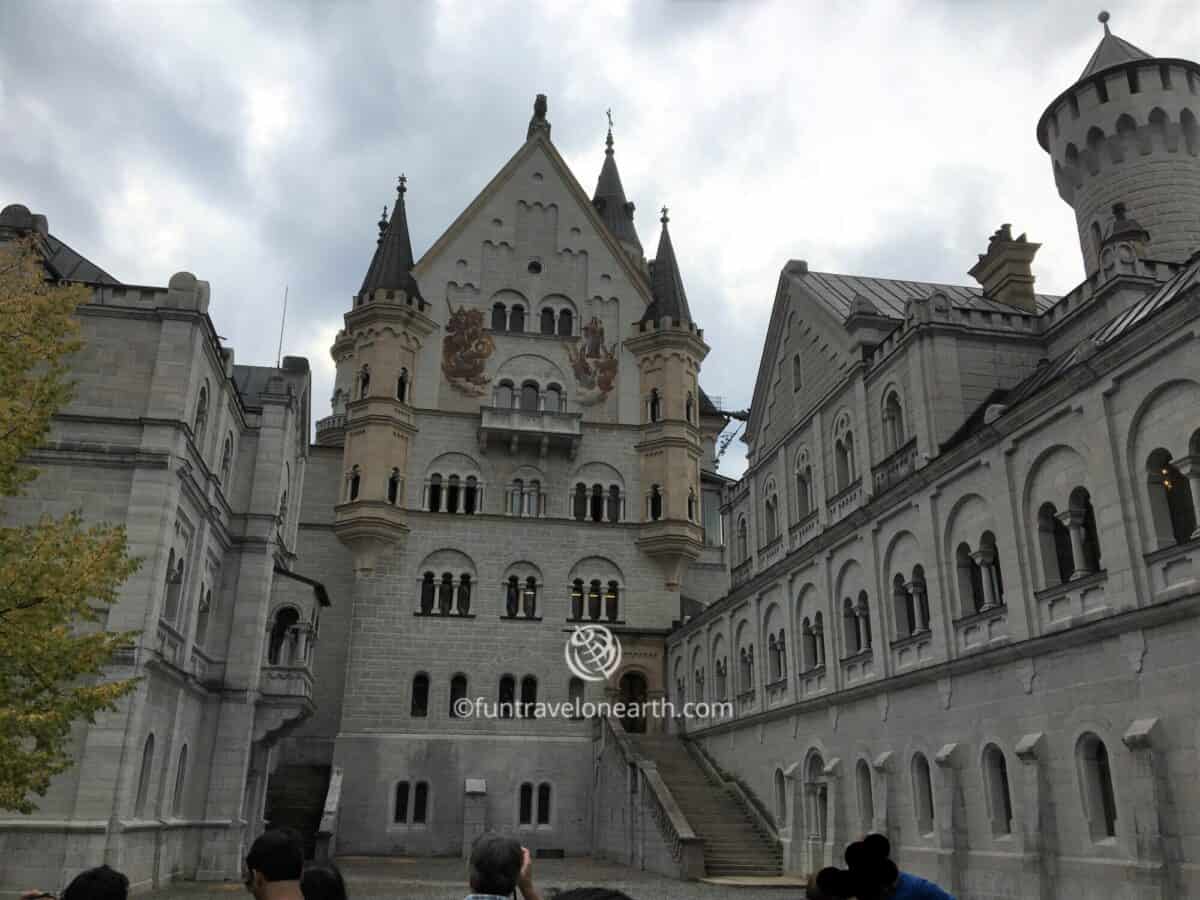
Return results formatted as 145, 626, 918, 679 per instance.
245, 828, 305, 882
62, 865, 129, 900
301, 863, 347, 900
468, 832, 523, 895
823, 834, 898, 899
554, 891, 635, 900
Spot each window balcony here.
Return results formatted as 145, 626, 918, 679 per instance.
827, 478, 863, 525
260, 663, 314, 701
757, 534, 785, 570
890, 628, 935, 670
1034, 570, 1109, 631
731, 557, 754, 588
840, 647, 874, 684
1144, 538, 1200, 600
873, 437, 919, 494
479, 405, 582, 457
952, 604, 1009, 653
789, 510, 820, 551
798, 664, 828, 697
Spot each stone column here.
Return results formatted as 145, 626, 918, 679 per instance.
907, 581, 929, 631
933, 743, 964, 898
822, 757, 847, 863
1014, 733, 1051, 900
1121, 719, 1168, 882
1057, 509, 1092, 579
870, 751, 893, 839
1177, 456, 1200, 539
782, 762, 803, 875
971, 547, 998, 609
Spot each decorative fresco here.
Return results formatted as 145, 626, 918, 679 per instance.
566, 315, 618, 406
442, 302, 495, 396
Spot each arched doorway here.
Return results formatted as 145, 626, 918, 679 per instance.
618, 671, 648, 733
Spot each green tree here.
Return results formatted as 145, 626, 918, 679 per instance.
0, 235, 139, 813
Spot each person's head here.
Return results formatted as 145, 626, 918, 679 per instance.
244, 828, 305, 897
468, 832, 524, 895
816, 866, 854, 899
554, 891, 634, 900
62, 865, 129, 900
300, 864, 347, 900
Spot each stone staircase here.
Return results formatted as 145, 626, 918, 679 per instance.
631, 735, 782, 878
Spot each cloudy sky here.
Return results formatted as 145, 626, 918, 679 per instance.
2, 0, 1197, 478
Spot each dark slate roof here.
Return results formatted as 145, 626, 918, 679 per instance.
796, 269, 1059, 321
995, 250, 1200, 412
591, 129, 642, 251
358, 178, 422, 302
233, 365, 283, 406
1079, 19, 1151, 80
0, 203, 120, 285
643, 212, 692, 324
698, 387, 721, 417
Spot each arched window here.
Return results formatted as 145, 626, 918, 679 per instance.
883, 391, 905, 454
348, 465, 361, 502
557, 309, 573, 336
457, 573, 472, 616
358, 366, 371, 400
463, 475, 479, 514
568, 677, 584, 716
856, 759, 874, 833
648, 389, 662, 423
857, 591, 872, 649
1070, 487, 1103, 574
687, 488, 696, 522
894, 573, 916, 637
956, 541, 984, 613
194, 385, 208, 446
774, 768, 787, 826
520, 675, 538, 719
220, 435, 233, 484
509, 304, 526, 332
519, 782, 534, 825
540, 307, 556, 334
801, 617, 816, 671
813, 612, 825, 667
499, 675, 516, 718
911, 565, 931, 629
805, 753, 828, 840
397, 368, 409, 402
607, 485, 621, 523
537, 783, 552, 825
394, 781, 410, 823
171, 744, 188, 817
792, 353, 802, 391
1146, 448, 1198, 546
135, 733, 155, 818
544, 384, 562, 413
427, 474, 442, 512
195, 588, 212, 648
590, 484, 604, 522
685, 392, 694, 423
388, 468, 401, 504
768, 633, 781, 681
420, 572, 436, 614
737, 516, 748, 562
505, 576, 520, 618
267, 607, 300, 665
983, 744, 1014, 836
438, 573, 454, 615
843, 598, 860, 655
412, 782, 428, 823
491, 302, 507, 331
587, 580, 602, 621
446, 475, 461, 514
650, 485, 663, 521
1078, 733, 1118, 840
496, 380, 515, 409
912, 753, 934, 835
520, 381, 539, 412
411, 673, 429, 717
163, 549, 182, 623
1037, 502, 1074, 585
570, 579, 584, 620
573, 483, 587, 521
510, 479, 524, 517
449, 673, 468, 717
523, 577, 538, 618
795, 463, 813, 519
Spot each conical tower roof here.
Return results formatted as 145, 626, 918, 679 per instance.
643, 207, 692, 324
358, 176, 422, 302
592, 126, 642, 253
1079, 11, 1151, 79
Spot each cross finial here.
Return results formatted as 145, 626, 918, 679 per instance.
1098, 10, 1110, 33
606, 108, 613, 129
661, 206, 669, 224
398, 173, 407, 194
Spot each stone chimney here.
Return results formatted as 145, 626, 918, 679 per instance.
968, 224, 1041, 313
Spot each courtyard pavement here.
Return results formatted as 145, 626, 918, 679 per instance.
146, 856, 805, 899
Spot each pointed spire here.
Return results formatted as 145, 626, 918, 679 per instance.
1079, 11, 1151, 79
592, 111, 642, 253
358, 174, 422, 302
643, 206, 693, 325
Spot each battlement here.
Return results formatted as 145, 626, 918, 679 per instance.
630, 315, 704, 340
351, 286, 429, 313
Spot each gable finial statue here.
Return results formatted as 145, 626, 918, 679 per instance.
527, 93, 551, 141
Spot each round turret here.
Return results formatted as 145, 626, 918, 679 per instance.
1037, 14, 1200, 276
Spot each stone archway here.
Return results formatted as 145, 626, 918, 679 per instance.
618, 671, 648, 733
